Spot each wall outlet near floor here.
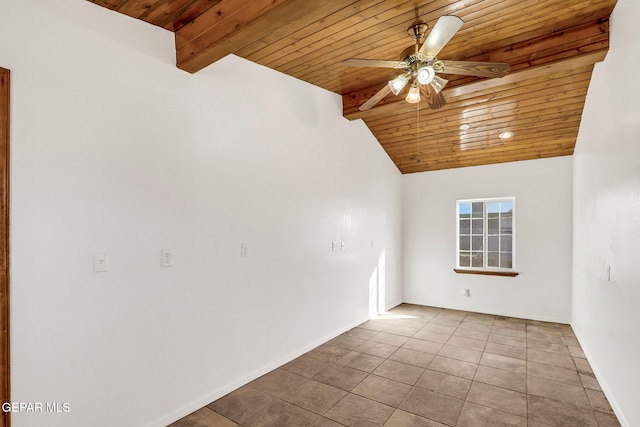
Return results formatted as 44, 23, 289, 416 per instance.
464, 289, 471, 297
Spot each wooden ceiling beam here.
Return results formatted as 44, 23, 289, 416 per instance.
175, 0, 325, 73
445, 50, 604, 99
342, 18, 609, 120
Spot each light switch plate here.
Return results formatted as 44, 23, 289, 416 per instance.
93, 252, 109, 273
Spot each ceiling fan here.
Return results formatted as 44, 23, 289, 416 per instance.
342, 15, 511, 111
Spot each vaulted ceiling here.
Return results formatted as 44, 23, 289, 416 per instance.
87, 0, 617, 173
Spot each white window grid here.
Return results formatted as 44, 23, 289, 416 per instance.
456, 197, 516, 271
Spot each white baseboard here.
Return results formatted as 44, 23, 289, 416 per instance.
402, 300, 571, 324
572, 328, 630, 427
151, 315, 369, 427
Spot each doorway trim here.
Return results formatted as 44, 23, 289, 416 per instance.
0, 66, 11, 427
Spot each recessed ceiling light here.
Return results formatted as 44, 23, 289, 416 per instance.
459, 123, 471, 130
499, 131, 514, 139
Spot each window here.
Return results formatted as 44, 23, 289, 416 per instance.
456, 197, 515, 274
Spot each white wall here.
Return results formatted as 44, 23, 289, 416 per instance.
0, 1, 403, 425
403, 157, 573, 322
572, 0, 640, 424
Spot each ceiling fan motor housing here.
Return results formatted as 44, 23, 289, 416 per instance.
399, 47, 443, 78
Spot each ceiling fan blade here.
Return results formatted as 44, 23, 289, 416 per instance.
439, 60, 511, 78
419, 15, 464, 58
342, 58, 406, 68
359, 84, 392, 111
421, 84, 446, 109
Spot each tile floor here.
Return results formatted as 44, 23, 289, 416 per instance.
170, 304, 621, 427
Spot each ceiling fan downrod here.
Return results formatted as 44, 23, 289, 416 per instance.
407, 23, 429, 46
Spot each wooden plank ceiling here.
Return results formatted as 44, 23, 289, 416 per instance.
87, 0, 617, 173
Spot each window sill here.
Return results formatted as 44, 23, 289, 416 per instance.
454, 268, 519, 277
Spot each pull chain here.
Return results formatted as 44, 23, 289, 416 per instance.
416, 99, 420, 163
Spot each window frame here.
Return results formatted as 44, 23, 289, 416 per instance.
455, 197, 517, 275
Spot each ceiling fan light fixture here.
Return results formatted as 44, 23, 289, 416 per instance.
406, 81, 421, 104
388, 73, 410, 96
430, 75, 449, 94
416, 65, 435, 85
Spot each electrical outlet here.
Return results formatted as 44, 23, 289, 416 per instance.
161, 249, 173, 267
464, 289, 470, 297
